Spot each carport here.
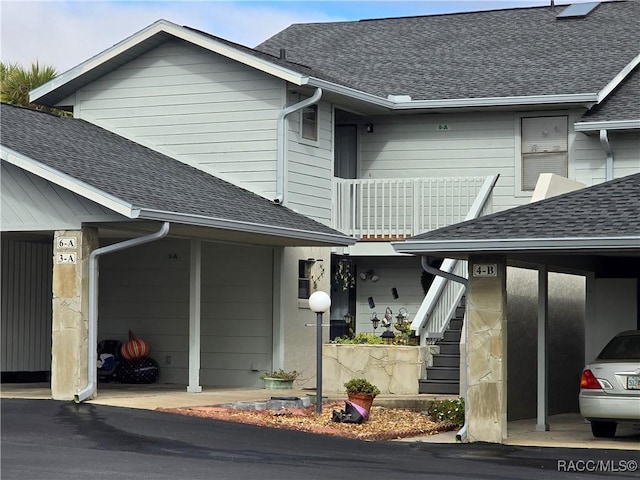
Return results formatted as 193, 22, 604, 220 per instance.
0, 104, 355, 402
394, 174, 640, 443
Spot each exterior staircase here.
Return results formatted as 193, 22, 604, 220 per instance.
419, 299, 465, 395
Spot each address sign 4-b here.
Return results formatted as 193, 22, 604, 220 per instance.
473, 264, 498, 277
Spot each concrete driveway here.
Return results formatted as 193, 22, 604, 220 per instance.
2, 383, 638, 450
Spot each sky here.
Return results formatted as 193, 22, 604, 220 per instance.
1, 0, 597, 74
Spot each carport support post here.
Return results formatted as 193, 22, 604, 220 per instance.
187, 240, 202, 393
466, 256, 507, 443
536, 265, 549, 431
51, 228, 98, 400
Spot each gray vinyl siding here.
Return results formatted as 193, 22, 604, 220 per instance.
286, 97, 333, 225
574, 131, 640, 185
98, 238, 273, 386
352, 256, 425, 334
359, 112, 522, 212
1, 163, 124, 232
75, 39, 285, 199
1, 239, 52, 373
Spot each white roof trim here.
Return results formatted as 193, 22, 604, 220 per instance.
574, 119, 640, 131
394, 236, 640, 254
31, 19, 305, 104
138, 208, 357, 246
596, 54, 640, 103
306, 77, 597, 109
0, 146, 138, 218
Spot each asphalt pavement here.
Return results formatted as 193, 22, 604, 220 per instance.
2, 399, 639, 480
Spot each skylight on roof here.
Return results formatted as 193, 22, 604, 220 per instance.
556, 2, 600, 19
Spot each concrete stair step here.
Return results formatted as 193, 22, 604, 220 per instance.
448, 318, 463, 330
443, 330, 462, 342
436, 342, 460, 355
432, 354, 460, 367
419, 379, 460, 395
426, 366, 460, 381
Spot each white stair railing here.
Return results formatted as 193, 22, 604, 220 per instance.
409, 174, 500, 345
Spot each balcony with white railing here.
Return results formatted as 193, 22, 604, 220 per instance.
332, 176, 491, 239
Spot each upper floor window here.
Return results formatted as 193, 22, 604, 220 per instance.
301, 104, 318, 142
521, 116, 568, 191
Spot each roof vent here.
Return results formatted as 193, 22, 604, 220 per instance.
279, 48, 286, 60
556, 2, 600, 19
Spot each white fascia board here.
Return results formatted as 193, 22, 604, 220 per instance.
393, 236, 640, 254
0, 146, 138, 218
574, 119, 640, 132
597, 54, 640, 104
390, 93, 597, 110
31, 19, 305, 103
304, 76, 597, 110
138, 208, 357, 246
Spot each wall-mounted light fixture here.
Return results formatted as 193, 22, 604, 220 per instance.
371, 312, 380, 331
359, 269, 379, 282
365, 123, 374, 133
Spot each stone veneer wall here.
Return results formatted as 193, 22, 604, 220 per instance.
322, 344, 438, 395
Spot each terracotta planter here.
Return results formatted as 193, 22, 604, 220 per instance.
263, 378, 294, 390
347, 393, 376, 412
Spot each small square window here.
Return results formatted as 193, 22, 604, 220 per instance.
521, 116, 568, 191
301, 104, 318, 142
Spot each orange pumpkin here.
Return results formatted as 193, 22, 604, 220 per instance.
121, 330, 149, 360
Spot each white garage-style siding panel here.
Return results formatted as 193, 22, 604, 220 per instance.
76, 38, 285, 199
1, 240, 52, 374
286, 98, 333, 225
199, 241, 273, 387
98, 238, 273, 386
359, 112, 521, 212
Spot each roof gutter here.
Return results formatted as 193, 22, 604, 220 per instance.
396, 236, 640, 254
599, 129, 614, 182
75, 222, 170, 403
574, 119, 640, 132
274, 87, 322, 205
305, 77, 597, 110
138, 207, 356, 246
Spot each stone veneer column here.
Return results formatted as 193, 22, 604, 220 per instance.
51, 228, 98, 400
466, 255, 507, 443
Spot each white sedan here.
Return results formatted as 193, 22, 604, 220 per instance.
579, 330, 640, 438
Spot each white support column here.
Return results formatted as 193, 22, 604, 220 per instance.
536, 265, 549, 431
187, 240, 202, 393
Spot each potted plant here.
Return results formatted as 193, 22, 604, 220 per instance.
260, 369, 299, 390
344, 378, 380, 412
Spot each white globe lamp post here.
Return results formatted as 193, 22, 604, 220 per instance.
308, 291, 331, 414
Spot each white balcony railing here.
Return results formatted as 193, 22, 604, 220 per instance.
332, 176, 488, 239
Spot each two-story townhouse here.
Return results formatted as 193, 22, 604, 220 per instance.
2, 2, 638, 437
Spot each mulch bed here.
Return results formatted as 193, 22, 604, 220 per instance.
157, 402, 458, 441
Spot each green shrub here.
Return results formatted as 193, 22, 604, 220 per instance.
260, 369, 299, 381
332, 333, 383, 344
427, 397, 465, 425
343, 378, 380, 396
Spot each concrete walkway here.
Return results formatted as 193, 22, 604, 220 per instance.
2, 383, 638, 450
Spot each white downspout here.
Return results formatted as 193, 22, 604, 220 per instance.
74, 222, 171, 403
599, 129, 614, 181
420, 256, 470, 443
274, 88, 323, 205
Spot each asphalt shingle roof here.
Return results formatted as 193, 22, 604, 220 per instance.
256, 1, 639, 100
0, 103, 349, 242
582, 66, 640, 123
408, 173, 640, 241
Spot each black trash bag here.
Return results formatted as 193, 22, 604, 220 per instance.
116, 357, 160, 384
331, 400, 369, 424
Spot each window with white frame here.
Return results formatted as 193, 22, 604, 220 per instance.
301, 104, 318, 142
521, 116, 568, 191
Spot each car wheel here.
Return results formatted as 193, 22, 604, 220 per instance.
590, 421, 617, 438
